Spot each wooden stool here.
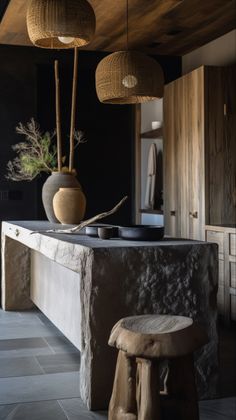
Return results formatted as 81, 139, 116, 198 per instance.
108, 314, 208, 420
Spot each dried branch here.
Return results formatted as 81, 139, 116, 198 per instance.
6, 118, 57, 182
70, 195, 128, 232
31, 196, 128, 234
74, 130, 87, 149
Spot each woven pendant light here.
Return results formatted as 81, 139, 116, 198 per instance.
27, 0, 96, 49
96, 50, 164, 104
95, 0, 164, 104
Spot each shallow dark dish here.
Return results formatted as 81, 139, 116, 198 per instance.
118, 225, 164, 241
85, 225, 118, 238
85, 225, 105, 237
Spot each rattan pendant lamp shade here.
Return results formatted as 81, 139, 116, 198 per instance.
95, 0, 164, 104
27, 0, 96, 49
96, 50, 164, 104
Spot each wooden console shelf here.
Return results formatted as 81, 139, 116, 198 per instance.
140, 209, 163, 215
141, 127, 163, 138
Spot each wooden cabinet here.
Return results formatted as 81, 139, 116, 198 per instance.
205, 225, 236, 323
164, 67, 205, 239
163, 65, 236, 322
163, 65, 236, 241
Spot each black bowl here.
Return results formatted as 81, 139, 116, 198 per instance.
118, 225, 164, 241
85, 224, 118, 238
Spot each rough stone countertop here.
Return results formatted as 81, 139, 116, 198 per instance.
2, 220, 211, 249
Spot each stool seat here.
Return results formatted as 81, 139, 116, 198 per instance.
109, 314, 208, 358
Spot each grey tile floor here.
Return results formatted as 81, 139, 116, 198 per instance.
0, 308, 235, 419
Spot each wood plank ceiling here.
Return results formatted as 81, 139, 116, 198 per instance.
0, 0, 235, 55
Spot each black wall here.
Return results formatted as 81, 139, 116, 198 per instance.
0, 44, 181, 224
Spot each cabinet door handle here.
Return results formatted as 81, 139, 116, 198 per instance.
170, 210, 176, 216
189, 211, 198, 219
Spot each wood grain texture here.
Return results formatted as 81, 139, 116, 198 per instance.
108, 350, 137, 420
136, 358, 161, 420
186, 68, 205, 240
164, 67, 205, 240
205, 65, 236, 226
109, 315, 207, 359
164, 65, 236, 241
0, 0, 235, 54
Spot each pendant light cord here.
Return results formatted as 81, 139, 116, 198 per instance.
126, 0, 129, 50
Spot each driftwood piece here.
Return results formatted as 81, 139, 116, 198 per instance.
32, 195, 128, 234
54, 60, 62, 172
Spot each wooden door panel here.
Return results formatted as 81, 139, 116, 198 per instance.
185, 67, 205, 240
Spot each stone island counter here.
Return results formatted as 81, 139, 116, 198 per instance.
1, 221, 218, 410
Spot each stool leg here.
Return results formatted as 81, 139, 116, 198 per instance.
108, 350, 137, 420
136, 358, 161, 420
164, 354, 199, 420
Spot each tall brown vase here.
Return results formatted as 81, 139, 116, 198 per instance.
42, 172, 81, 223
53, 187, 86, 224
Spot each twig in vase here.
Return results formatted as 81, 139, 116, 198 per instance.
31, 196, 128, 235
54, 60, 62, 171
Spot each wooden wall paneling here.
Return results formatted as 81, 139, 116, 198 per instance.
205, 65, 236, 226
205, 67, 225, 226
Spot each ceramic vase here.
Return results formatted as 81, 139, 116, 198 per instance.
53, 187, 86, 224
42, 172, 81, 223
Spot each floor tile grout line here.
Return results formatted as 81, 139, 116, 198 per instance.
41, 337, 57, 354
32, 355, 46, 375
0, 396, 84, 408
57, 400, 70, 420
0, 397, 81, 408
0, 372, 47, 380
4, 403, 19, 420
